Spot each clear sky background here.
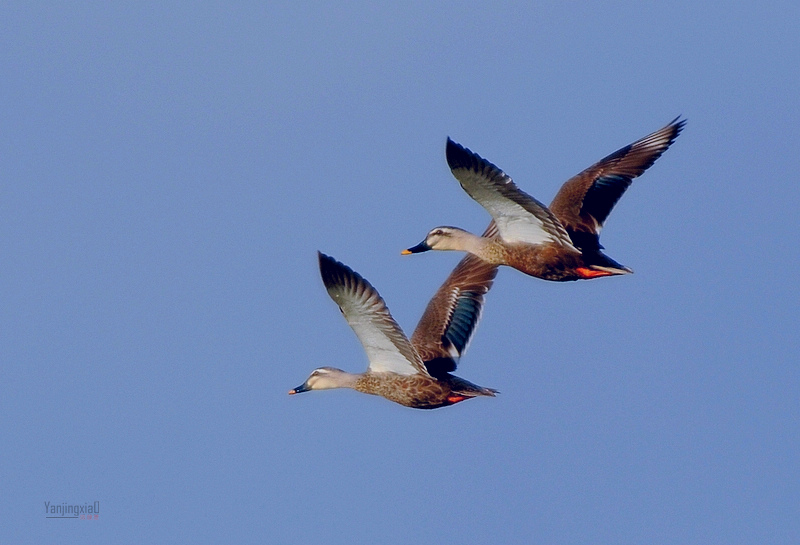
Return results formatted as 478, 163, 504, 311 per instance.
2, 1, 798, 544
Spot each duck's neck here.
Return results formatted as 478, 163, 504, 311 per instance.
329, 369, 360, 389
454, 231, 506, 265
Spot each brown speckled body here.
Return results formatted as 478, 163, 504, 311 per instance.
483, 240, 588, 282
355, 373, 495, 410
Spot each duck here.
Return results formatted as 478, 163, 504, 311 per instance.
403, 118, 685, 281
289, 231, 499, 409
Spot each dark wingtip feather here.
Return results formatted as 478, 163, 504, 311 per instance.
666, 116, 687, 143
317, 251, 338, 290
445, 137, 479, 171
445, 137, 511, 189
670, 115, 687, 130
656, 117, 686, 154
317, 251, 360, 292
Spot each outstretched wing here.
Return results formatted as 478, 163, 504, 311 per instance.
410, 221, 499, 377
446, 138, 575, 249
318, 253, 429, 377
549, 117, 685, 249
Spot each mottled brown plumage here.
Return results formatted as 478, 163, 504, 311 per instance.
289, 247, 498, 409
352, 373, 479, 409
404, 118, 685, 281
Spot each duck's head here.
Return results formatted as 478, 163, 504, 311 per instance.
288, 367, 353, 394
401, 226, 467, 254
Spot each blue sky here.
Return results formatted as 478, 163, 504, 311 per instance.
2, 1, 798, 543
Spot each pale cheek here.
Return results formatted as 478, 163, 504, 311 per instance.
309, 377, 332, 390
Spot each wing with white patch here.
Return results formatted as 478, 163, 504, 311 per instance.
446, 138, 575, 249
318, 253, 429, 377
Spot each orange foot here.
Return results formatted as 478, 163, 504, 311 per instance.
576, 267, 614, 279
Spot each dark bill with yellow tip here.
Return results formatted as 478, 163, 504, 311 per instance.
401, 241, 431, 255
